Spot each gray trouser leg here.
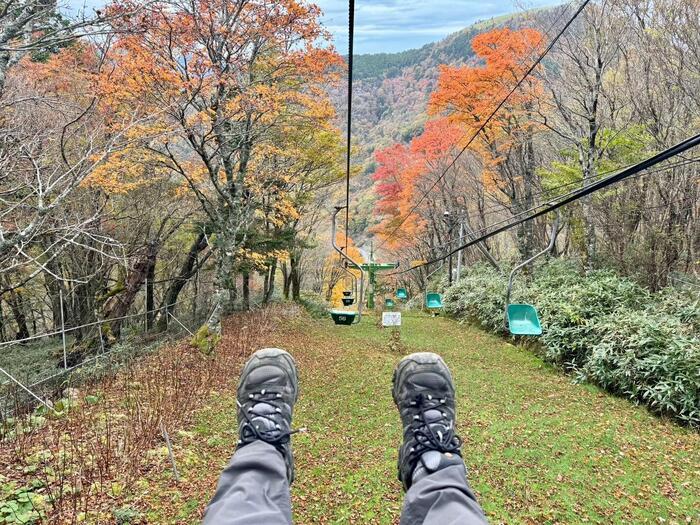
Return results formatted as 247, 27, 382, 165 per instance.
400, 461, 488, 525
203, 441, 292, 525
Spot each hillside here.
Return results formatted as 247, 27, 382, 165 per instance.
340, 8, 556, 240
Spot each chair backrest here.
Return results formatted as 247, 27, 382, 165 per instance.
396, 288, 408, 299
425, 292, 443, 308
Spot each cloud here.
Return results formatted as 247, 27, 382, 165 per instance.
63, 0, 558, 54
315, 0, 559, 53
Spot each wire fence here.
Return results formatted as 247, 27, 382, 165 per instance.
0, 286, 217, 417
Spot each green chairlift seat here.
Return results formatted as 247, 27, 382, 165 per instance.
342, 290, 352, 297
342, 297, 355, 306
385, 298, 395, 309
506, 304, 542, 336
396, 288, 408, 300
330, 310, 358, 325
425, 292, 443, 309
504, 213, 560, 337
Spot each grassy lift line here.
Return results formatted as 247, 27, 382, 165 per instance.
505, 214, 559, 336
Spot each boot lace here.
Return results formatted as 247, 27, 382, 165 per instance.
237, 390, 305, 447
408, 392, 461, 456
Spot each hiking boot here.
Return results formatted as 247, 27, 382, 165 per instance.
392, 352, 464, 490
237, 348, 299, 482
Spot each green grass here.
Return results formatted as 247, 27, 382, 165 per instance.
136, 311, 700, 524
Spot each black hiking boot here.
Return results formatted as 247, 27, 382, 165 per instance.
392, 352, 464, 490
236, 348, 299, 482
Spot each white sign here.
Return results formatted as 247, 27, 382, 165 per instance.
382, 312, 402, 327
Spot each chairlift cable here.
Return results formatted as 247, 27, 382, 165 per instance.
344, 0, 355, 252
386, 133, 700, 276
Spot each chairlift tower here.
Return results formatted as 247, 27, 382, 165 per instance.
360, 242, 399, 309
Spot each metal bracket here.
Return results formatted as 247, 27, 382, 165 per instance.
331, 207, 365, 323
504, 212, 560, 329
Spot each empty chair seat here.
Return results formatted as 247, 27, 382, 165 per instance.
330, 310, 357, 325
425, 293, 443, 309
506, 304, 542, 336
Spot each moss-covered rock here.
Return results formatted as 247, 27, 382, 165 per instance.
191, 325, 220, 355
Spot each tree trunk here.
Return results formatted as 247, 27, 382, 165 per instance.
104, 244, 158, 339
242, 272, 250, 310
580, 146, 598, 271
290, 253, 301, 301
158, 232, 208, 332
281, 262, 291, 300
42, 250, 65, 333
264, 259, 277, 304
146, 262, 155, 331
208, 236, 236, 334
5, 284, 30, 340
0, 299, 6, 342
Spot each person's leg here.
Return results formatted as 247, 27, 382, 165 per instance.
203, 348, 299, 525
204, 441, 292, 525
392, 352, 488, 525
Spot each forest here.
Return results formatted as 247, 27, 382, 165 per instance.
0, 0, 698, 522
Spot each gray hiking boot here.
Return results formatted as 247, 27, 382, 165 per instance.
392, 352, 464, 490
236, 348, 299, 482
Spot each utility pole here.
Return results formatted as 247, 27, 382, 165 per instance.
456, 220, 464, 283
444, 210, 453, 286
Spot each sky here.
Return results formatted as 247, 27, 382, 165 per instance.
66, 0, 558, 54
314, 0, 558, 54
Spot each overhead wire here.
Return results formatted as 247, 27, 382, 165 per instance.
427, 156, 700, 253
386, 133, 700, 276
344, 0, 355, 251
375, 0, 592, 250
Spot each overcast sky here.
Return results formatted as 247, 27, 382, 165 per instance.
67, 0, 559, 54
316, 0, 557, 54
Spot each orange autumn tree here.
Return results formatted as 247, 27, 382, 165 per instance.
373, 142, 424, 248
323, 231, 365, 305
429, 27, 546, 258
97, 0, 342, 334
372, 118, 463, 264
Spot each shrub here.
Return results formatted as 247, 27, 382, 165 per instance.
298, 292, 330, 319
443, 265, 508, 334
534, 264, 648, 368
582, 310, 699, 426
444, 260, 700, 427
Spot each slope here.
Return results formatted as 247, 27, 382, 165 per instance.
138, 311, 699, 523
